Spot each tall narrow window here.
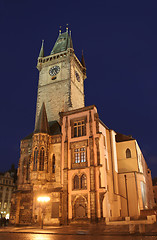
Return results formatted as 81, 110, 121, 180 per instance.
39, 147, 44, 171
99, 171, 101, 188
81, 174, 87, 189
52, 154, 55, 173
74, 149, 80, 163
33, 148, 38, 171
80, 147, 86, 162
73, 175, 79, 189
126, 148, 131, 158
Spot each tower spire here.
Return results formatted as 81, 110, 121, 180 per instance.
51, 26, 73, 55
38, 40, 44, 58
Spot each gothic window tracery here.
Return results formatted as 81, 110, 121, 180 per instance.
73, 175, 79, 189
73, 174, 87, 190
52, 154, 55, 173
33, 148, 38, 171
39, 147, 45, 171
81, 174, 87, 189
126, 148, 131, 158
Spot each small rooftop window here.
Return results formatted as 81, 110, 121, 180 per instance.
126, 148, 131, 158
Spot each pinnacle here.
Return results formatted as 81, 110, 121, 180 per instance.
34, 102, 49, 134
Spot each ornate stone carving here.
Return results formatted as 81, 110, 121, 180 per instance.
50, 136, 61, 144
70, 140, 88, 149
95, 137, 100, 165
90, 167, 95, 191
94, 113, 99, 134
89, 137, 94, 166
90, 191, 96, 221
89, 110, 93, 136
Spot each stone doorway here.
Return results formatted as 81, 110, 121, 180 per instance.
73, 196, 87, 219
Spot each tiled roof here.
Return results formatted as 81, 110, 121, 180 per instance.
116, 132, 135, 142
22, 121, 61, 140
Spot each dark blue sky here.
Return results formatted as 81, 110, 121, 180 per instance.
0, 1, 157, 177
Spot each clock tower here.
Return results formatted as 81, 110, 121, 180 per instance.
35, 28, 86, 126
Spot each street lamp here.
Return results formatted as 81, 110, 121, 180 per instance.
37, 196, 50, 229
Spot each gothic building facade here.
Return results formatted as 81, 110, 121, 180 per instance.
10, 28, 155, 225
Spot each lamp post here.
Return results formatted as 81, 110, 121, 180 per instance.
37, 196, 50, 229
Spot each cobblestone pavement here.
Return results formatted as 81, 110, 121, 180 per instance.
0, 233, 157, 240
0, 223, 156, 236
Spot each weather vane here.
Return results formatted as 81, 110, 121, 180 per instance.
66, 23, 69, 32
59, 26, 62, 35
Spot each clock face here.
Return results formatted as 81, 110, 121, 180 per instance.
75, 71, 80, 82
49, 66, 60, 76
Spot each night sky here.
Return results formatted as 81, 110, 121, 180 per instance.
0, 1, 157, 177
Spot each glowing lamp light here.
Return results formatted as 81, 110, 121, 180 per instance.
37, 196, 50, 203
37, 196, 50, 229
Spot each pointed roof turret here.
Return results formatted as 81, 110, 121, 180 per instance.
81, 50, 86, 68
34, 102, 49, 134
38, 40, 44, 58
50, 26, 73, 55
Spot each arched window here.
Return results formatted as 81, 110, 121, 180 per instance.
52, 154, 55, 173
39, 147, 44, 171
81, 174, 87, 189
73, 175, 79, 190
33, 148, 38, 171
126, 148, 131, 158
